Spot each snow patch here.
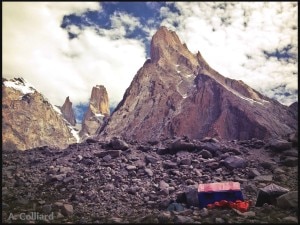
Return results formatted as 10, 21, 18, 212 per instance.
69, 126, 80, 143
182, 94, 188, 99
95, 113, 105, 117
230, 89, 267, 105
52, 105, 62, 115
4, 78, 36, 94
51, 104, 80, 143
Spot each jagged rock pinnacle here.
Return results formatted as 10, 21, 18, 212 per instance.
80, 85, 110, 139
61, 96, 76, 126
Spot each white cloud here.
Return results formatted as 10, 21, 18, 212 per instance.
2, 2, 297, 111
110, 11, 141, 32
3, 2, 146, 109
160, 2, 298, 105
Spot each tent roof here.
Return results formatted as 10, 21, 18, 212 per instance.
198, 182, 241, 192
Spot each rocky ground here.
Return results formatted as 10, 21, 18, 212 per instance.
2, 134, 298, 224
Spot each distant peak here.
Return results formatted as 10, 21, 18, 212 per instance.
150, 27, 184, 62
95, 85, 106, 90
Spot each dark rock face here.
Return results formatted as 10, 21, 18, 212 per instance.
99, 26, 297, 142
80, 85, 110, 139
288, 102, 298, 118
61, 96, 76, 126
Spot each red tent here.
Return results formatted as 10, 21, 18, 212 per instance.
198, 182, 244, 209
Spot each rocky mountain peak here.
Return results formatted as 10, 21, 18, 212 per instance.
80, 85, 110, 139
61, 96, 76, 126
150, 26, 197, 67
99, 27, 297, 142
90, 85, 110, 116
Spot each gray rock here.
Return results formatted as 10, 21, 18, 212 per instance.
215, 217, 225, 223
144, 168, 153, 177
55, 212, 64, 219
168, 139, 195, 152
110, 217, 123, 223
94, 151, 107, 158
277, 191, 298, 209
248, 168, 261, 178
289, 131, 298, 146
158, 211, 172, 223
200, 142, 221, 155
163, 161, 178, 169
185, 185, 199, 207
159, 180, 169, 190
77, 155, 83, 161
42, 204, 52, 214
254, 175, 273, 182
127, 186, 139, 195
63, 176, 74, 184
193, 168, 202, 176
17, 197, 29, 205
167, 203, 184, 212
201, 137, 219, 143
282, 216, 298, 223
283, 149, 298, 157
126, 165, 137, 171
135, 160, 146, 168
232, 209, 256, 217
145, 155, 159, 164
280, 156, 298, 167
110, 137, 129, 150
103, 154, 112, 162
108, 150, 122, 158
207, 162, 219, 169
81, 158, 95, 165
199, 207, 209, 217
199, 150, 213, 159
59, 166, 73, 174
94, 150, 122, 158
104, 183, 115, 191
223, 156, 247, 169
179, 157, 191, 165
273, 167, 285, 174
174, 215, 194, 223
160, 188, 169, 196
2, 202, 9, 209
61, 204, 73, 217
260, 161, 276, 170
269, 139, 292, 152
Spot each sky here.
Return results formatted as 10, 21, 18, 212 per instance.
3, 2, 298, 123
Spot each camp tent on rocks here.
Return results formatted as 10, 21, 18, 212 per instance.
198, 182, 244, 209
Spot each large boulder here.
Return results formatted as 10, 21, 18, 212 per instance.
277, 191, 298, 209
222, 156, 247, 169
184, 185, 199, 207
288, 131, 298, 146
268, 139, 292, 152
108, 137, 129, 150
280, 156, 298, 167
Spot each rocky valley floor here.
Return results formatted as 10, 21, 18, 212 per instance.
2, 136, 298, 224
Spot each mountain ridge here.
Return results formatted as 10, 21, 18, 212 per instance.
2, 77, 78, 150
98, 26, 297, 142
